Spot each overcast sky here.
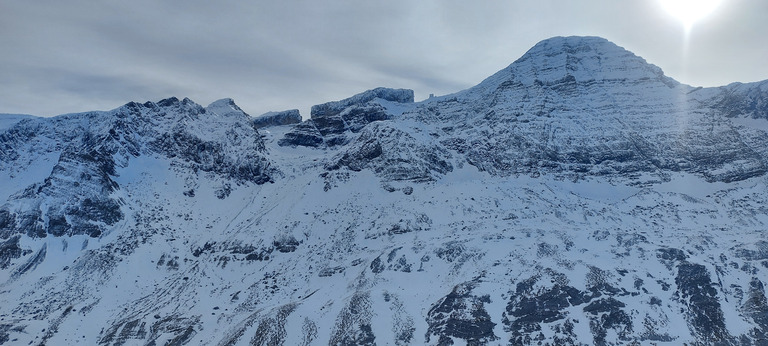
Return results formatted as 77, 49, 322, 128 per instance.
1, 0, 766, 118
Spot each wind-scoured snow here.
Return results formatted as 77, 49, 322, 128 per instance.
1, 36, 767, 345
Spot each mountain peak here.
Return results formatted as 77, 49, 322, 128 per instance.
474, 36, 678, 91
525, 35, 617, 54
205, 98, 250, 118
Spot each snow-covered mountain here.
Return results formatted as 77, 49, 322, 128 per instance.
1, 36, 767, 345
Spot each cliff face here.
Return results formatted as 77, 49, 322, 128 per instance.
1, 36, 767, 345
280, 87, 414, 147
0, 97, 273, 244
400, 36, 768, 184
253, 109, 302, 129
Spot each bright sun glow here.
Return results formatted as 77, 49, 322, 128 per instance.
659, 0, 723, 30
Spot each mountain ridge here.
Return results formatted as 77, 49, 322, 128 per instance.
467, 36, 680, 97
1, 36, 767, 345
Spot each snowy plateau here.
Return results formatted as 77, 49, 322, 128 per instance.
1, 36, 768, 345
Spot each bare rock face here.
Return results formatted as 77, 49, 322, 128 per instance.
674, 261, 731, 343
253, 109, 302, 129
326, 122, 452, 182
0, 97, 273, 262
426, 281, 498, 345
743, 278, 768, 342
279, 87, 414, 147
2, 36, 768, 346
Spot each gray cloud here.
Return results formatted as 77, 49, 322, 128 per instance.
1, 0, 767, 118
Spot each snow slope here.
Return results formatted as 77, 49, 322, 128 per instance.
1, 36, 767, 345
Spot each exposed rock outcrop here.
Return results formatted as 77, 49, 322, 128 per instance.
1, 36, 768, 346
253, 109, 302, 129
279, 87, 414, 147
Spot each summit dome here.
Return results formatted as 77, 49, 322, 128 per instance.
473, 36, 679, 93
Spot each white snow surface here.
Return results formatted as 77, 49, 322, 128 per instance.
0, 36, 767, 345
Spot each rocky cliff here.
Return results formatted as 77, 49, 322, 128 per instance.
0, 36, 767, 345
